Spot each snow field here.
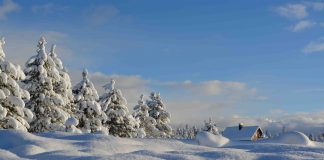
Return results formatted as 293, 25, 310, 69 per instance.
0, 130, 324, 160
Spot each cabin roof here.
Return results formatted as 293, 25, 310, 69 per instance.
223, 126, 262, 141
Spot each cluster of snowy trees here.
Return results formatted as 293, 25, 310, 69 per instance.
0, 37, 172, 138
174, 124, 199, 139
173, 118, 220, 139
308, 133, 324, 142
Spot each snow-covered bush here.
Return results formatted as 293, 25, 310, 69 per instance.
65, 117, 82, 133
72, 69, 107, 133
146, 92, 172, 137
0, 37, 33, 132
133, 94, 161, 138
23, 37, 70, 132
99, 79, 137, 137
203, 117, 219, 135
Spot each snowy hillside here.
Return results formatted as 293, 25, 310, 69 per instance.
0, 130, 324, 160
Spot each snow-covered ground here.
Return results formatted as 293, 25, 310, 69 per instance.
0, 130, 324, 160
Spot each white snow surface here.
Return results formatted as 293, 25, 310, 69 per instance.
0, 130, 324, 160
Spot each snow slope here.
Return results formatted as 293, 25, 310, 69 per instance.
0, 130, 324, 160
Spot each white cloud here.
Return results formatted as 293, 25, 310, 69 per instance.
160, 80, 256, 98
0, 0, 19, 20
303, 38, 324, 53
291, 20, 316, 32
275, 2, 324, 19
86, 5, 119, 26
275, 4, 308, 19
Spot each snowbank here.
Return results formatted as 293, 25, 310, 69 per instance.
267, 131, 314, 146
0, 129, 323, 159
196, 131, 230, 147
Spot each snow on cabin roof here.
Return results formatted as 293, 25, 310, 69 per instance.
223, 126, 261, 141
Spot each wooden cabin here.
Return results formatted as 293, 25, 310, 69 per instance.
223, 123, 264, 141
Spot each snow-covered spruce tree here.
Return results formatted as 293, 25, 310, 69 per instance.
0, 37, 33, 131
132, 94, 161, 138
49, 45, 74, 112
203, 117, 219, 135
23, 37, 70, 132
146, 92, 172, 137
72, 69, 107, 133
99, 79, 138, 137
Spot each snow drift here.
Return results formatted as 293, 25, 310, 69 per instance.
267, 131, 314, 146
196, 131, 230, 147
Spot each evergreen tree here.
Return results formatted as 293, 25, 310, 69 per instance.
99, 79, 137, 137
203, 117, 219, 135
133, 94, 161, 137
265, 130, 272, 138
72, 69, 107, 133
147, 92, 172, 137
49, 45, 74, 112
192, 125, 199, 138
23, 37, 70, 132
0, 37, 33, 131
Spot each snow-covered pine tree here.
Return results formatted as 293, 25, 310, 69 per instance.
192, 125, 199, 138
99, 79, 138, 137
23, 37, 70, 132
265, 130, 272, 138
203, 117, 219, 135
0, 37, 33, 131
72, 69, 107, 133
49, 45, 74, 112
133, 94, 161, 138
146, 92, 172, 137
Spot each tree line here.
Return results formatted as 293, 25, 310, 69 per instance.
0, 37, 172, 138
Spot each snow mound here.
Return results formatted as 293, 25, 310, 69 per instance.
65, 117, 78, 126
196, 131, 230, 147
270, 131, 314, 146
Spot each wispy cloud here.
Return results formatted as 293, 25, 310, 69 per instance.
275, 4, 308, 19
303, 37, 324, 53
0, 0, 19, 20
291, 20, 316, 32
160, 80, 255, 97
275, 2, 324, 19
275, 2, 324, 33
86, 5, 119, 26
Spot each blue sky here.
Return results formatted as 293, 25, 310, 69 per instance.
1, 0, 324, 125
